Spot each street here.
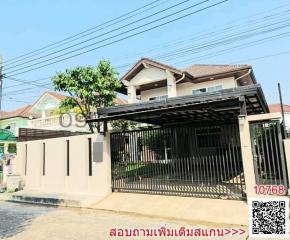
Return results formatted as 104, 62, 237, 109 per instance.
0, 201, 247, 240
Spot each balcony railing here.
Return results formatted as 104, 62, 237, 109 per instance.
28, 114, 89, 131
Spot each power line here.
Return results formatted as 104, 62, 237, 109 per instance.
113, 7, 290, 63
5, 48, 290, 101
3, 0, 167, 65
3, 76, 53, 89
3, 76, 52, 89
3, 0, 193, 71
172, 31, 290, 65
4, 8, 290, 93
3, 1, 288, 91
4, 0, 228, 76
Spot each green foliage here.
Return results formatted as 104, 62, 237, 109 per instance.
7, 144, 16, 154
140, 130, 170, 158
111, 120, 138, 132
52, 60, 121, 119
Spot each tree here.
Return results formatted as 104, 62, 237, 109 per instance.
52, 60, 122, 132
111, 120, 138, 132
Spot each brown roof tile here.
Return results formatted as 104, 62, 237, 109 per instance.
122, 58, 252, 82
45, 91, 67, 101
183, 64, 251, 78
0, 105, 38, 120
269, 104, 290, 113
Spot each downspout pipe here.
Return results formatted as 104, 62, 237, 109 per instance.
175, 72, 186, 84
234, 69, 252, 86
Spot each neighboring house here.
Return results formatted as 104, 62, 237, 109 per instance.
27, 91, 87, 131
1, 91, 127, 134
122, 58, 255, 103
269, 103, 290, 133
27, 91, 126, 131
0, 105, 37, 136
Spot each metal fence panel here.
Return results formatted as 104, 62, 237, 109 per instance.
250, 120, 289, 189
111, 123, 246, 200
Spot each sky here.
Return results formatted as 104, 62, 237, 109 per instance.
0, 0, 290, 111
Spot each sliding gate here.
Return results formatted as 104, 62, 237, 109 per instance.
250, 120, 289, 189
111, 123, 246, 200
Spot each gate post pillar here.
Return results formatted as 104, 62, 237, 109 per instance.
283, 139, 290, 190
238, 116, 258, 199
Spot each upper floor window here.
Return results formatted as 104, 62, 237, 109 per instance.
5, 123, 16, 133
192, 88, 206, 95
192, 85, 223, 95
208, 85, 223, 92
149, 95, 168, 101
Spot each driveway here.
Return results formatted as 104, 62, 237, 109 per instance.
0, 202, 248, 240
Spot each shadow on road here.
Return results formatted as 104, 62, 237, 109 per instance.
0, 201, 54, 239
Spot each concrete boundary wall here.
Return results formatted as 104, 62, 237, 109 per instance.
14, 133, 111, 196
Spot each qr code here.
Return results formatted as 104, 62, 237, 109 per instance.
249, 198, 289, 238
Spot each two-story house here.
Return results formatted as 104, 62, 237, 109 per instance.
122, 58, 255, 103
89, 58, 269, 200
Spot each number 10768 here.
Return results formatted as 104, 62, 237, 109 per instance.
254, 185, 286, 195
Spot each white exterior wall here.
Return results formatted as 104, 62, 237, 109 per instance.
140, 76, 236, 101
128, 67, 167, 86
141, 87, 168, 102
176, 77, 236, 96
284, 112, 290, 132
14, 133, 111, 196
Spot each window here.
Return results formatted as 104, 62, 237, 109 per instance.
192, 85, 223, 96
7, 144, 16, 154
149, 95, 168, 101
192, 88, 206, 95
5, 123, 16, 133
208, 85, 223, 92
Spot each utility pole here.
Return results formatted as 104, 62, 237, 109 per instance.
278, 83, 287, 138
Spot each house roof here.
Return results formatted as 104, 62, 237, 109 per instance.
121, 58, 184, 81
0, 105, 38, 120
269, 104, 290, 113
121, 58, 252, 82
183, 64, 251, 78
45, 91, 67, 101
1, 91, 127, 120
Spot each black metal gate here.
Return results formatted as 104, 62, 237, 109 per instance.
250, 120, 289, 188
111, 123, 246, 200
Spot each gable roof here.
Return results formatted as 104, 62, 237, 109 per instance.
0, 105, 38, 120
269, 104, 290, 113
45, 91, 67, 101
121, 58, 184, 82
121, 58, 252, 82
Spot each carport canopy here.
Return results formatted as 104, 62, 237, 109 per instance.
87, 84, 269, 126
0, 129, 16, 142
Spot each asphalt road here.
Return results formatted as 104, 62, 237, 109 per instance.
0, 201, 247, 240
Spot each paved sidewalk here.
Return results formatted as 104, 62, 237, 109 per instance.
0, 190, 104, 207
1, 202, 248, 240
1, 192, 249, 226
91, 193, 248, 226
